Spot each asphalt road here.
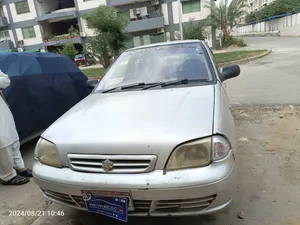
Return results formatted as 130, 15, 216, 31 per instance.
1, 37, 300, 225
226, 37, 300, 105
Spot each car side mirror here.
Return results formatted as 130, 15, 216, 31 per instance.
220, 64, 240, 82
86, 79, 99, 90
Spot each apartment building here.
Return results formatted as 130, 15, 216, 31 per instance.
248, 0, 275, 14
237, 0, 275, 24
0, 0, 211, 52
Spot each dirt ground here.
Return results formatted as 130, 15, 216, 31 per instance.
1, 106, 300, 225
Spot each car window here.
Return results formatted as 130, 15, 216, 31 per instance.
75, 55, 84, 59
96, 43, 213, 91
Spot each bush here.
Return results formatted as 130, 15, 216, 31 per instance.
56, 43, 78, 60
222, 36, 247, 48
181, 20, 207, 40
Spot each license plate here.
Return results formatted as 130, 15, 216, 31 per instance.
81, 190, 132, 222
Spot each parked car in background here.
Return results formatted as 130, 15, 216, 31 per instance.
0, 52, 90, 144
74, 54, 96, 67
33, 40, 240, 222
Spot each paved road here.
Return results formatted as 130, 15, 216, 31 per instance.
226, 37, 300, 105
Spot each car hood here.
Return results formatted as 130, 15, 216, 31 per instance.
42, 85, 215, 168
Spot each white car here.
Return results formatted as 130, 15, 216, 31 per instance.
33, 40, 240, 222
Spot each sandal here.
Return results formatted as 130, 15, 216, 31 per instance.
3, 175, 30, 185
17, 168, 33, 178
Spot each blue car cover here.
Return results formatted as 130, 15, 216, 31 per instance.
1, 52, 89, 140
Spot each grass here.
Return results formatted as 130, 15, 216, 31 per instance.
80, 50, 268, 79
80, 67, 106, 79
214, 50, 268, 64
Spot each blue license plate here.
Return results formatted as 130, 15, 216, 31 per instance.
82, 190, 128, 222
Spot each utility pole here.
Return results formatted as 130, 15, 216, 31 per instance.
210, 0, 216, 49
177, 0, 183, 40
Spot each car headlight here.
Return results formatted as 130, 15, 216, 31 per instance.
212, 136, 231, 161
35, 138, 63, 168
166, 135, 232, 171
166, 137, 212, 170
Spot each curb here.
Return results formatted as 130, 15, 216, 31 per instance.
218, 49, 272, 67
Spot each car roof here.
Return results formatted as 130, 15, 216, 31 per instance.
125, 40, 205, 52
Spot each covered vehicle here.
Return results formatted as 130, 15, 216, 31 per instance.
33, 40, 240, 221
0, 52, 90, 142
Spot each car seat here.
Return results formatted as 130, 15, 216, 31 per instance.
177, 58, 208, 80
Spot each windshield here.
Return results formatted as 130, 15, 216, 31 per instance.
75, 54, 85, 59
96, 43, 213, 92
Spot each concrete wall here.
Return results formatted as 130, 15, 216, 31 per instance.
1, 5, 10, 23
171, 0, 210, 24
234, 12, 300, 37
9, 0, 37, 23
80, 17, 96, 36
36, 0, 59, 16
77, 0, 105, 11
16, 25, 43, 46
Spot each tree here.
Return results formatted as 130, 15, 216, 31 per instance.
176, 20, 207, 40
84, 5, 129, 68
246, 0, 300, 23
56, 43, 78, 60
245, 12, 257, 23
207, 0, 247, 40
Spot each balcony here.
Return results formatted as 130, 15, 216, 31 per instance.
107, 0, 151, 7
37, 8, 77, 23
127, 12, 164, 33
42, 34, 83, 47
0, 16, 8, 27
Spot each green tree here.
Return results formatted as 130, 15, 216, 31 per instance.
207, 0, 247, 39
176, 20, 207, 40
84, 5, 129, 68
68, 25, 79, 36
246, 0, 300, 23
245, 12, 257, 23
56, 43, 78, 60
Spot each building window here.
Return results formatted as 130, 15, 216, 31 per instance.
0, 30, 9, 39
22, 26, 36, 39
182, 0, 201, 14
15, 1, 30, 15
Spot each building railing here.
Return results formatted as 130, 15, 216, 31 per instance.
129, 11, 162, 22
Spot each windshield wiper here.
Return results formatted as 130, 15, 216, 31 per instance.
161, 79, 189, 87
141, 82, 166, 90
102, 83, 146, 93
161, 78, 210, 88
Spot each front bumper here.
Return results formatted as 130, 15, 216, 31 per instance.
33, 151, 237, 216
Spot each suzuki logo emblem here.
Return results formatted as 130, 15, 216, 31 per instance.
102, 159, 114, 172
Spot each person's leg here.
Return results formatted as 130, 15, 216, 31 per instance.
0, 145, 17, 181
9, 141, 32, 177
0, 145, 29, 185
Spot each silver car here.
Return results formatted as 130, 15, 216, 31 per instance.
33, 40, 240, 220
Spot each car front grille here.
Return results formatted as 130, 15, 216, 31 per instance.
155, 195, 216, 213
42, 189, 216, 215
67, 154, 157, 174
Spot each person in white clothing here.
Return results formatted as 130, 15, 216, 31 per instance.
0, 71, 32, 185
